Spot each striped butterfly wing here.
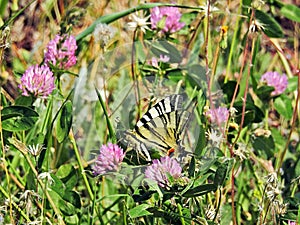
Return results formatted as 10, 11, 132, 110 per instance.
125, 95, 190, 161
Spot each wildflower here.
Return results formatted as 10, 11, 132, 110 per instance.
205, 106, 229, 124
145, 156, 182, 188
92, 143, 125, 176
206, 129, 223, 146
266, 172, 278, 186
233, 143, 248, 160
260, 71, 288, 96
44, 34, 77, 69
27, 144, 44, 156
159, 54, 170, 63
266, 186, 281, 201
150, 57, 159, 67
19, 65, 55, 98
288, 220, 297, 225
229, 107, 238, 117
19, 190, 40, 201
93, 23, 116, 48
127, 12, 151, 33
149, 54, 170, 67
272, 200, 288, 215
38, 172, 54, 185
199, 2, 219, 17
150, 6, 185, 34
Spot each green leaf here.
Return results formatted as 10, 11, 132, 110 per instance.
14, 95, 34, 106
1, 106, 39, 131
59, 198, 76, 216
194, 125, 206, 157
56, 164, 78, 190
182, 183, 217, 197
252, 135, 275, 159
188, 156, 196, 178
65, 215, 79, 225
153, 41, 182, 63
274, 95, 293, 120
214, 160, 232, 187
178, 11, 198, 35
198, 147, 222, 174
63, 191, 81, 209
129, 204, 152, 218
56, 100, 73, 143
256, 86, 275, 101
49, 174, 66, 197
281, 4, 300, 23
255, 9, 284, 38
233, 101, 264, 125
186, 64, 207, 91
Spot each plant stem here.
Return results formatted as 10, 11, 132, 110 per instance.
69, 129, 94, 201
0, 185, 31, 222
0, 87, 14, 223
9, 138, 65, 224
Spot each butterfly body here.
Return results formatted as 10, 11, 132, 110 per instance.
125, 94, 190, 162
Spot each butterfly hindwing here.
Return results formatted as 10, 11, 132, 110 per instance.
125, 94, 190, 161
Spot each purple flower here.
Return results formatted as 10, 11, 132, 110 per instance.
159, 54, 170, 63
18, 64, 55, 98
260, 71, 288, 96
206, 107, 229, 124
145, 156, 182, 188
150, 57, 159, 67
150, 6, 185, 34
92, 143, 125, 176
149, 54, 170, 67
44, 34, 77, 69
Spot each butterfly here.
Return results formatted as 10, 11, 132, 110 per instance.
124, 94, 190, 162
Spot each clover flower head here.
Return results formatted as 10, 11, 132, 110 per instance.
93, 23, 116, 48
150, 6, 185, 34
44, 34, 77, 69
206, 106, 229, 124
288, 220, 296, 225
260, 71, 288, 96
93, 143, 125, 176
18, 64, 55, 98
145, 156, 182, 188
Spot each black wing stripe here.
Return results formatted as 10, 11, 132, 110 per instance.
136, 95, 183, 128
125, 94, 189, 160
135, 122, 172, 150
